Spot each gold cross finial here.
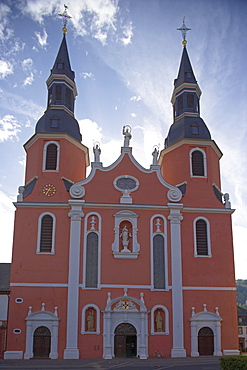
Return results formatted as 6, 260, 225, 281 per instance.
177, 17, 191, 47
58, 5, 72, 34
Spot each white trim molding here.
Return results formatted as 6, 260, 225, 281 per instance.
193, 216, 211, 257
190, 147, 207, 178
189, 304, 222, 357
81, 304, 100, 334
36, 212, 56, 254
150, 305, 169, 335
42, 141, 60, 172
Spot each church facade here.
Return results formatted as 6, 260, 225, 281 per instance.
4, 27, 239, 360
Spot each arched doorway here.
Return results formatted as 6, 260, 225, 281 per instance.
114, 323, 137, 358
33, 326, 51, 358
198, 327, 214, 355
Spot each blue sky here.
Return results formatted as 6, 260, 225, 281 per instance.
0, 0, 246, 279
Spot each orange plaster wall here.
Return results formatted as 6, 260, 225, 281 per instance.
181, 212, 236, 287
11, 207, 70, 283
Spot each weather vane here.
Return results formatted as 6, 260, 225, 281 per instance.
177, 17, 191, 47
58, 5, 72, 35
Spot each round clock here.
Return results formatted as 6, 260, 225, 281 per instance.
42, 183, 56, 197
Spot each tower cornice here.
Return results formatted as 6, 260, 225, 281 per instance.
171, 82, 202, 105
46, 74, 78, 98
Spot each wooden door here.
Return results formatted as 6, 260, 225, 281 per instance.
33, 326, 51, 358
198, 327, 214, 355
114, 323, 137, 358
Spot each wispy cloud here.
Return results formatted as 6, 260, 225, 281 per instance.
0, 114, 21, 142
81, 72, 94, 79
120, 23, 133, 46
22, 58, 33, 71
130, 96, 141, 102
35, 28, 48, 47
0, 60, 13, 78
23, 72, 34, 86
0, 3, 12, 41
0, 88, 44, 120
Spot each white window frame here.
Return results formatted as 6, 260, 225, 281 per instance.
190, 147, 207, 178
36, 212, 56, 254
83, 212, 101, 289
193, 216, 212, 257
150, 305, 169, 335
150, 214, 168, 290
42, 141, 60, 172
81, 304, 100, 334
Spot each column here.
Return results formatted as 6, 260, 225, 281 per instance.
64, 200, 84, 359
168, 203, 186, 358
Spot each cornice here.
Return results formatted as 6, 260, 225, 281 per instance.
159, 138, 223, 161
171, 82, 202, 105
46, 73, 78, 97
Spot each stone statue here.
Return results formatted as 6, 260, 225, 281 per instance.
120, 225, 131, 252
123, 125, 132, 147
155, 311, 163, 332
87, 310, 95, 332
152, 147, 159, 165
93, 144, 101, 162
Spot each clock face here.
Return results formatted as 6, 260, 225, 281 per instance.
42, 183, 56, 197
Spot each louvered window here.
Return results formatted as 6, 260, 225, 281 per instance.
45, 144, 57, 170
192, 150, 204, 176
85, 232, 98, 288
178, 95, 183, 112
40, 215, 53, 253
65, 88, 71, 106
196, 219, 208, 255
55, 85, 62, 101
187, 93, 194, 108
153, 235, 165, 289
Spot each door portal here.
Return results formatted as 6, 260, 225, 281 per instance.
33, 326, 51, 358
114, 323, 137, 358
198, 327, 214, 355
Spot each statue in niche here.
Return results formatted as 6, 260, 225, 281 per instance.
93, 143, 101, 162
155, 311, 163, 332
120, 225, 132, 252
152, 147, 159, 165
87, 309, 95, 332
122, 125, 132, 147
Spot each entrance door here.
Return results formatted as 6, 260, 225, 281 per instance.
33, 326, 51, 358
198, 327, 214, 355
114, 323, 137, 358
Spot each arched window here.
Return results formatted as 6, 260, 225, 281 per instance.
43, 142, 59, 171
55, 85, 62, 101
85, 232, 99, 288
37, 213, 55, 254
194, 217, 211, 257
190, 148, 206, 177
187, 93, 194, 108
65, 88, 71, 107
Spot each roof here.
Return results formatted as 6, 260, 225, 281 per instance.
0, 263, 11, 292
50, 34, 75, 82
174, 46, 197, 88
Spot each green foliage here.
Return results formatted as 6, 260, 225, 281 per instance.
236, 280, 247, 307
220, 357, 247, 370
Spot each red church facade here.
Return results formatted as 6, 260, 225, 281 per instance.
4, 26, 239, 359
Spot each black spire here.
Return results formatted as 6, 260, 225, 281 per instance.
35, 32, 82, 143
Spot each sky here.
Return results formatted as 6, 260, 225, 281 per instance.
0, 0, 246, 279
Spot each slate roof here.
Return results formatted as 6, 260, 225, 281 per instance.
174, 46, 197, 88
0, 263, 11, 292
50, 34, 75, 82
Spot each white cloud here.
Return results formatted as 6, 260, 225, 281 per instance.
81, 72, 94, 79
35, 29, 48, 47
22, 58, 33, 71
0, 60, 13, 78
131, 113, 137, 118
130, 96, 141, 102
0, 3, 12, 41
120, 23, 133, 46
0, 115, 21, 142
23, 72, 34, 86
0, 88, 44, 120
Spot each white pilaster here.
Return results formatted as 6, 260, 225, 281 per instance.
168, 203, 186, 358
64, 200, 84, 359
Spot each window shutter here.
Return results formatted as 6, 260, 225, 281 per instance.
192, 150, 204, 176
45, 144, 57, 170
40, 215, 53, 252
153, 235, 165, 289
196, 219, 208, 255
86, 232, 98, 288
